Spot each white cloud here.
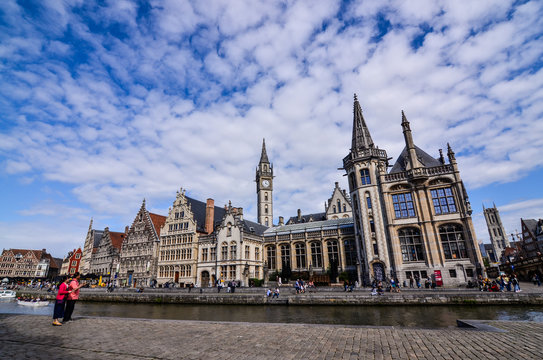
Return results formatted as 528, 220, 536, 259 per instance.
1, 0, 542, 256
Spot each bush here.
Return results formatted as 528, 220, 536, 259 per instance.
268, 271, 279, 282
338, 271, 349, 282
249, 278, 264, 287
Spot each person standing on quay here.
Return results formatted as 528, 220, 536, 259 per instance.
63, 272, 84, 323
52, 276, 70, 326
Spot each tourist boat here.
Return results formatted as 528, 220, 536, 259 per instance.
17, 299, 49, 306
0, 290, 16, 299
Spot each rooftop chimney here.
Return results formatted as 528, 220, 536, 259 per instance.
205, 198, 215, 235
279, 216, 284, 226
297, 209, 302, 221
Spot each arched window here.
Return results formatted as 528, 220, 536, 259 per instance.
343, 204, 347, 212
440, 224, 468, 259
265, 192, 268, 201
221, 242, 228, 260
310, 242, 322, 268
266, 246, 276, 269
227, 223, 232, 237
333, 206, 337, 213
265, 205, 268, 214
295, 243, 306, 269
337, 200, 341, 212
344, 239, 357, 266
280, 244, 290, 269
365, 192, 372, 209
398, 228, 425, 262
265, 218, 269, 226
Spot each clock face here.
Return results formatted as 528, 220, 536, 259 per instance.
262, 179, 270, 188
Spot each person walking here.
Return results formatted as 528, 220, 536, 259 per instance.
52, 276, 70, 326
63, 272, 84, 323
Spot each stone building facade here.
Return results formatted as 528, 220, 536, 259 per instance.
89, 227, 125, 279
156, 189, 226, 286
118, 200, 166, 287
342, 95, 484, 285
79, 219, 104, 275
197, 203, 267, 287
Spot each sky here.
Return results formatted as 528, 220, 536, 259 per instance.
1, 0, 542, 258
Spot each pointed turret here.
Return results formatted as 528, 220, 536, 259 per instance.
447, 143, 456, 162
401, 111, 422, 169
351, 94, 374, 152
260, 138, 270, 164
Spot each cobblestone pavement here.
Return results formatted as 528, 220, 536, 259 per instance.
1, 314, 543, 359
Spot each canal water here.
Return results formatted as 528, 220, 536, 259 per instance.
2, 299, 543, 328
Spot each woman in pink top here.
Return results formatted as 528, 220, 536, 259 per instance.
52, 276, 70, 326
63, 272, 84, 323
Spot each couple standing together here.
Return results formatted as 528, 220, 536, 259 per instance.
52, 272, 84, 326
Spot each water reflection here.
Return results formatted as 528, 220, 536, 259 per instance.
2, 299, 543, 328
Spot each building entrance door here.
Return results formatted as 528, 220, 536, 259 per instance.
373, 263, 384, 282
174, 271, 179, 283
128, 272, 133, 287
201, 271, 210, 287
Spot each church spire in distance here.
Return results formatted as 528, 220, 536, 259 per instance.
260, 138, 270, 164
351, 94, 375, 152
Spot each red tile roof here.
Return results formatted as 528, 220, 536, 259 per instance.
149, 213, 167, 237
109, 231, 126, 250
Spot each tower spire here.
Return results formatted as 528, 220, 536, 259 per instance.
401, 110, 422, 169
351, 94, 374, 152
260, 138, 270, 164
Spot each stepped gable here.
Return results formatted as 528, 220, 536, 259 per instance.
241, 219, 268, 235
389, 145, 443, 173
109, 232, 126, 250
186, 196, 226, 232
149, 213, 167, 237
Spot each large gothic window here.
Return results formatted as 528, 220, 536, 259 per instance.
280, 244, 290, 269
295, 243, 306, 269
392, 192, 415, 218
431, 187, 457, 214
344, 239, 357, 266
266, 246, 276, 269
310, 242, 322, 268
399, 228, 425, 262
440, 224, 468, 259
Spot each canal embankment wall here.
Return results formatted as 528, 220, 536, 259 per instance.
15, 287, 543, 305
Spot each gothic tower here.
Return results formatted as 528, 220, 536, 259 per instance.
483, 204, 509, 261
342, 95, 391, 284
256, 139, 273, 227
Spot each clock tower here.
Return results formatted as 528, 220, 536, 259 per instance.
256, 139, 273, 227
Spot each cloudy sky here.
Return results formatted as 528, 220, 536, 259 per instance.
1, 0, 542, 257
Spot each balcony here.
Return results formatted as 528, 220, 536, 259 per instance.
384, 164, 454, 183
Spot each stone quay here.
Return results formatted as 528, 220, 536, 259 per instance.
2, 314, 543, 359
15, 282, 543, 305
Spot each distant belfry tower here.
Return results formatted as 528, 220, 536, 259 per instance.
483, 204, 509, 261
256, 139, 273, 226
